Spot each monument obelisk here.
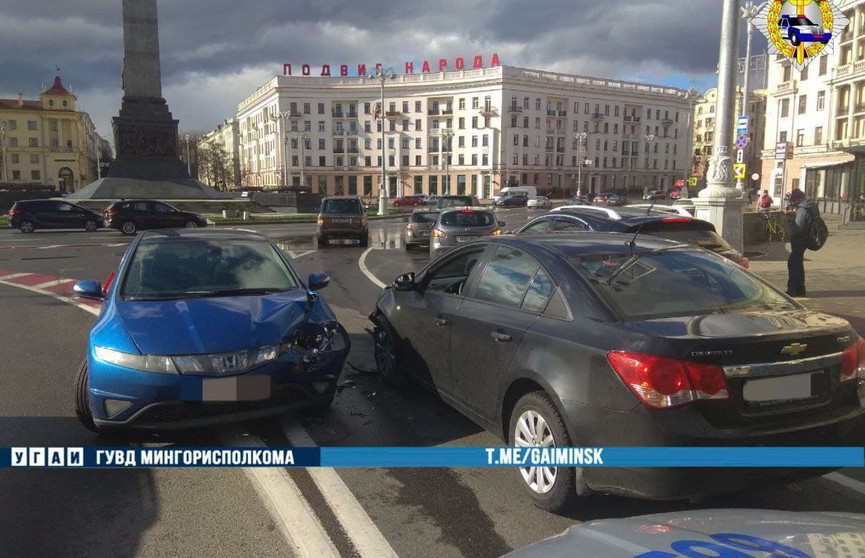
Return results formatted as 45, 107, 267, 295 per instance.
72, 0, 224, 199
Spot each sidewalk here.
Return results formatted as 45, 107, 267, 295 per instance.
745, 212, 865, 334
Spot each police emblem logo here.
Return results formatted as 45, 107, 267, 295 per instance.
752, 0, 849, 71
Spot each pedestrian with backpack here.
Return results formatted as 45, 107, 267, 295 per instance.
757, 190, 773, 212
784, 188, 824, 297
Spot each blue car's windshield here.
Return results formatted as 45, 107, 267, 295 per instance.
121, 238, 299, 299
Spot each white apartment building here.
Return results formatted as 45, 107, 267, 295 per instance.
222, 65, 694, 200
199, 117, 241, 190
763, 0, 865, 224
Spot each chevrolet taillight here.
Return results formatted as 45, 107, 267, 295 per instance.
361, 216, 367, 227
9, 209, 20, 216
607, 352, 729, 409
433, 228, 447, 238
840, 337, 865, 383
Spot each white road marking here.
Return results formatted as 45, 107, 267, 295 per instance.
31, 278, 75, 289
358, 247, 387, 289
824, 472, 865, 496
288, 250, 316, 259
222, 429, 341, 558
281, 418, 399, 558
0, 273, 30, 281
0, 275, 100, 316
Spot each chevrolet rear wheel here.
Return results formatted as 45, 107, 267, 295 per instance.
510, 391, 576, 512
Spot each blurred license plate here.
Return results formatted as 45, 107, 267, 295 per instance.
456, 236, 473, 243
420, 231, 429, 237
332, 219, 351, 223
202, 376, 271, 401
743, 373, 814, 402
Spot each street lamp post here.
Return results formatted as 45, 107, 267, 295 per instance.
0, 121, 8, 184
644, 134, 655, 193
370, 67, 397, 216
575, 132, 587, 196
280, 111, 292, 187
184, 134, 191, 176
442, 129, 453, 195
736, 1, 760, 193
293, 133, 309, 189
93, 129, 101, 180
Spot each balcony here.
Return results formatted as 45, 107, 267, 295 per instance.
508, 105, 523, 112
332, 147, 345, 154
661, 118, 673, 126
428, 146, 441, 153
623, 115, 640, 122
441, 109, 453, 115
592, 112, 605, 120
385, 111, 402, 118
547, 110, 557, 116
331, 110, 344, 118
332, 129, 346, 135
427, 109, 441, 116
558, 110, 567, 117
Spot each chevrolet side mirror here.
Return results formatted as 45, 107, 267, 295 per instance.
393, 272, 416, 291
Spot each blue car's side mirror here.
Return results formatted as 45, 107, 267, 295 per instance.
308, 272, 330, 291
73, 280, 103, 299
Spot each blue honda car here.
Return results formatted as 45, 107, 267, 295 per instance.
73, 228, 350, 432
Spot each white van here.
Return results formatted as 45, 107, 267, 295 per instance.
497, 186, 537, 198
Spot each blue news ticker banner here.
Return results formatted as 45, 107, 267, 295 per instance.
1, 447, 863, 468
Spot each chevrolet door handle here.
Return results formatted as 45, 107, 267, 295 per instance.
434, 318, 448, 327
491, 331, 511, 342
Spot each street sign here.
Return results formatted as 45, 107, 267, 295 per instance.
735, 134, 749, 149
736, 115, 749, 134
688, 176, 698, 187
751, 172, 760, 181
733, 163, 746, 180
736, 149, 744, 163
775, 142, 789, 160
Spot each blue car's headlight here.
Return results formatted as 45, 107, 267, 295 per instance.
94, 346, 178, 374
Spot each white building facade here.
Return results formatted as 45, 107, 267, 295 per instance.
762, 0, 865, 223
224, 65, 694, 200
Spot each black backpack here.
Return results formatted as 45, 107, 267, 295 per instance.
806, 209, 828, 251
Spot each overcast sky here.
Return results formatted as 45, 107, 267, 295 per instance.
0, 0, 767, 147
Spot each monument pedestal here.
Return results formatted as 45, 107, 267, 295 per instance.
692, 193, 749, 253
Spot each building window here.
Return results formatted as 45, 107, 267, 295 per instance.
471, 154, 478, 165
798, 95, 807, 114
28, 138, 38, 147
472, 97, 479, 109
415, 101, 421, 112
471, 116, 478, 129
796, 129, 804, 147
12, 170, 20, 180
584, 102, 589, 114
304, 121, 312, 132
780, 99, 790, 118
779, 131, 787, 143
402, 101, 409, 113
782, 65, 792, 82
819, 56, 827, 76
459, 98, 466, 110
318, 103, 325, 114
817, 91, 825, 111
471, 136, 478, 147
415, 119, 422, 131
31, 170, 40, 180
814, 126, 823, 144
27, 121, 37, 130
30, 154, 39, 164
319, 121, 325, 132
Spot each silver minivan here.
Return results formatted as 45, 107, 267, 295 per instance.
429, 207, 502, 258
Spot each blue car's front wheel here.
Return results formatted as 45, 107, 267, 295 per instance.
75, 360, 100, 433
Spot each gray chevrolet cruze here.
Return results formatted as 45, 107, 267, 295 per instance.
429, 207, 501, 258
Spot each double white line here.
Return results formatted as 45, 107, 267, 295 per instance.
224, 420, 398, 558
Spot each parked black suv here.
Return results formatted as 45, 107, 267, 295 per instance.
8, 199, 103, 233
317, 195, 368, 247
104, 200, 208, 235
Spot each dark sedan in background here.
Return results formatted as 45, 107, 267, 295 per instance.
104, 199, 208, 235
518, 206, 749, 267
370, 233, 865, 512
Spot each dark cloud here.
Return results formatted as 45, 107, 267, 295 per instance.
0, 0, 767, 144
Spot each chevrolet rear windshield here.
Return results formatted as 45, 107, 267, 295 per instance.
440, 211, 495, 227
